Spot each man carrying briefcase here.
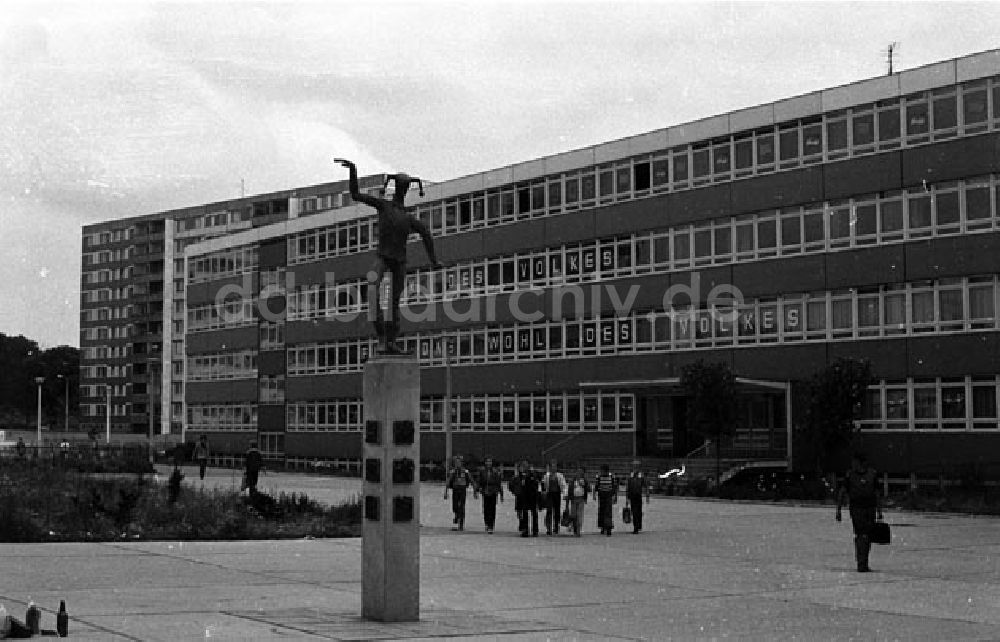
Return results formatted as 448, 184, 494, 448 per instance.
836, 452, 884, 572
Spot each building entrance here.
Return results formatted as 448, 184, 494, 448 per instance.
633, 380, 789, 460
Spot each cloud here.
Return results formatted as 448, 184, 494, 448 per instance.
4, 2, 1000, 348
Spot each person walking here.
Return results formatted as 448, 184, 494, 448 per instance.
540, 459, 568, 536
594, 463, 618, 536
15, 437, 26, 459
510, 460, 539, 537
444, 455, 474, 531
192, 435, 210, 481
836, 452, 883, 572
625, 459, 651, 534
476, 457, 504, 533
243, 441, 263, 497
567, 467, 590, 537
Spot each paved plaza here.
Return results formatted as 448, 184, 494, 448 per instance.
2, 468, 999, 640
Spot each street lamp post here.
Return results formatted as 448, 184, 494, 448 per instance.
444, 339, 453, 469
106, 384, 111, 444
34, 376, 45, 447
57, 374, 69, 432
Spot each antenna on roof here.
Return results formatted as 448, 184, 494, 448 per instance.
886, 42, 899, 76
240, 178, 246, 198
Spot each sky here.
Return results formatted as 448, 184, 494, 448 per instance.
1, 1, 999, 348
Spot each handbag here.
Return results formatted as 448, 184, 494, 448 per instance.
560, 508, 572, 528
871, 520, 891, 545
622, 505, 632, 524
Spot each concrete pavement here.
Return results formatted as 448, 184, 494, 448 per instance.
2, 467, 999, 640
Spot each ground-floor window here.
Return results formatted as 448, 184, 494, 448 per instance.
859, 375, 1000, 431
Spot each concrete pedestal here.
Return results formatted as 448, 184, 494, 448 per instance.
362, 354, 420, 622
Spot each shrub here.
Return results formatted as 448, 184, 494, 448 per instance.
0, 462, 361, 542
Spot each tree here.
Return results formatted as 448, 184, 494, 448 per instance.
680, 360, 737, 493
0, 332, 79, 429
802, 357, 874, 472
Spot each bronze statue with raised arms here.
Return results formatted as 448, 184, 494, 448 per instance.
334, 158, 441, 354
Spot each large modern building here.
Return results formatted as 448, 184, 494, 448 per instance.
87, 49, 1000, 477
79, 175, 386, 439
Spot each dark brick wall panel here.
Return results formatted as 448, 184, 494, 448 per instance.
544, 210, 597, 246
259, 239, 286, 268
258, 350, 285, 375
186, 327, 257, 355
668, 183, 732, 226
733, 254, 825, 299
901, 133, 998, 186
286, 374, 361, 401
731, 166, 823, 214
904, 233, 1000, 281
823, 152, 902, 201
825, 245, 906, 290
185, 379, 257, 404
258, 405, 286, 432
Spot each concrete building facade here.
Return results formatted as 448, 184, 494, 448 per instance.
79, 176, 385, 440
87, 49, 1000, 477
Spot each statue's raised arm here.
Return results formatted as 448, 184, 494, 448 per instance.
333, 157, 441, 355
334, 158, 383, 210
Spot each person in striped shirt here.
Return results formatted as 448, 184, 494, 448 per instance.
593, 464, 618, 536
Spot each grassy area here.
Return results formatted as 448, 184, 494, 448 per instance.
0, 458, 361, 542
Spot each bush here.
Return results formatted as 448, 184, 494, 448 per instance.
719, 470, 835, 502
887, 486, 1000, 516
0, 459, 361, 542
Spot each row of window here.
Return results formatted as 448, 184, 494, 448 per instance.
260, 321, 285, 350
81, 306, 131, 323
298, 191, 352, 214
82, 267, 133, 285
859, 376, 1000, 431
187, 298, 257, 332
286, 391, 634, 432
286, 274, 1000, 373
80, 345, 129, 361
174, 208, 253, 233
84, 227, 133, 248
82, 247, 132, 267
285, 78, 1000, 264
183, 378, 1000, 433
284, 174, 1000, 322
80, 325, 130, 342
80, 403, 129, 418
81, 286, 132, 304
187, 350, 258, 381
259, 375, 285, 404
81, 365, 129, 379
188, 403, 258, 431
187, 246, 259, 284
78, 384, 127, 399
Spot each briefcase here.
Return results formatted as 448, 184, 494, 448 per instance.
871, 520, 891, 545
